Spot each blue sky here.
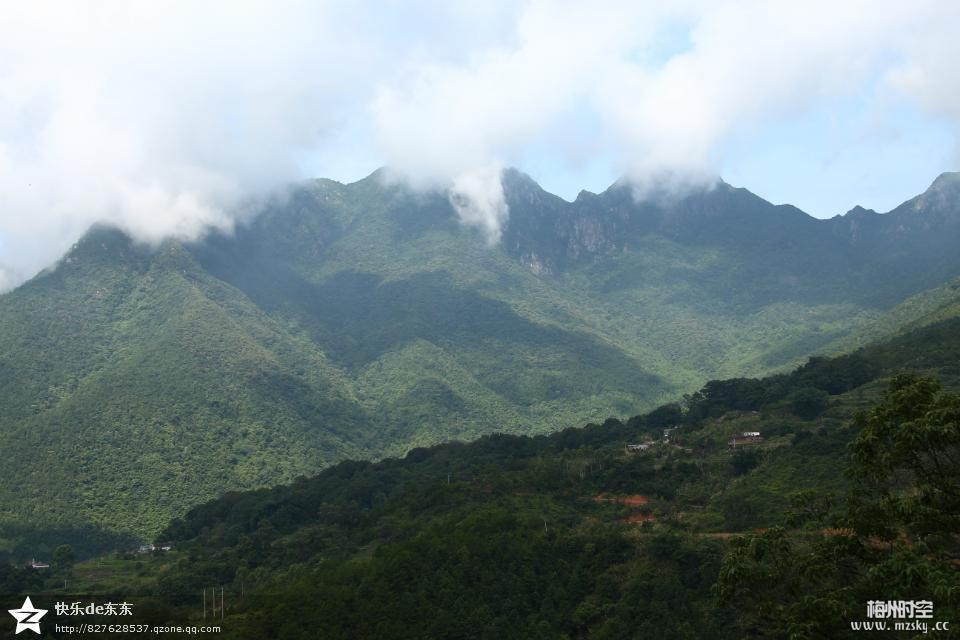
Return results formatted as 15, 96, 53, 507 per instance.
303, 87, 957, 219
298, 1, 959, 220
481, 100, 957, 217
713, 96, 957, 217
303, 91, 957, 218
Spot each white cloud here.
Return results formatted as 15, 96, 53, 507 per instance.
885, 4, 960, 122
598, 1, 908, 177
0, 264, 18, 294
448, 164, 509, 243
0, 0, 383, 284
371, 0, 960, 209
1, 1, 959, 289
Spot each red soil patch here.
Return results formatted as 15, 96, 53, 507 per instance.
624, 513, 657, 525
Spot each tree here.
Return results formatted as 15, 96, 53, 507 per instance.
730, 448, 762, 476
52, 544, 75, 573
847, 374, 960, 541
715, 375, 960, 638
644, 403, 683, 430
788, 387, 828, 420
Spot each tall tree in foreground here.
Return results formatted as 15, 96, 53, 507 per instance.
716, 374, 960, 639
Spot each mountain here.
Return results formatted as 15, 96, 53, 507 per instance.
822, 275, 960, 354
1, 168, 959, 545
504, 169, 960, 306
57, 311, 960, 638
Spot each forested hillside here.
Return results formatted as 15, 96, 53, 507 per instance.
1, 170, 959, 547
32, 315, 959, 639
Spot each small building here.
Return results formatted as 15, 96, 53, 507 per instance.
29, 559, 50, 569
728, 432, 763, 449
625, 442, 654, 453
138, 544, 155, 554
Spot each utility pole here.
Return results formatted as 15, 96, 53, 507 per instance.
203, 589, 206, 620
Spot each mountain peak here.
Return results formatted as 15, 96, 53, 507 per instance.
500, 167, 546, 193
501, 168, 567, 210
350, 166, 391, 186
928, 171, 960, 193
902, 171, 960, 219
65, 224, 136, 261
843, 204, 878, 218
598, 173, 727, 201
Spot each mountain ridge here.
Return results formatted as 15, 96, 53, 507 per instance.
1, 167, 959, 543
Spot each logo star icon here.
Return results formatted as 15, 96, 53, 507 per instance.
8, 597, 47, 635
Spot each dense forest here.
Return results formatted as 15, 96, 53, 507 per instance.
12, 316, 956, 638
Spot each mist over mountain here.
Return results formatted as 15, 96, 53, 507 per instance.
1, 169, 959, 543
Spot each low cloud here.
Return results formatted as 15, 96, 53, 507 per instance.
2, 1, 960, 290
0, 264, 18, 294
448, 165, 509, 243
371, 0, 960, 218
0, 1, 383, 288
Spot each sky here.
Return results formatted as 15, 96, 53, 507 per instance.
1, 0, 959, 290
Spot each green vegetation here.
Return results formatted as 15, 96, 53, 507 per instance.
715, 373, 960, 638
1, 169, 959, 551
37, 315, 959, 638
